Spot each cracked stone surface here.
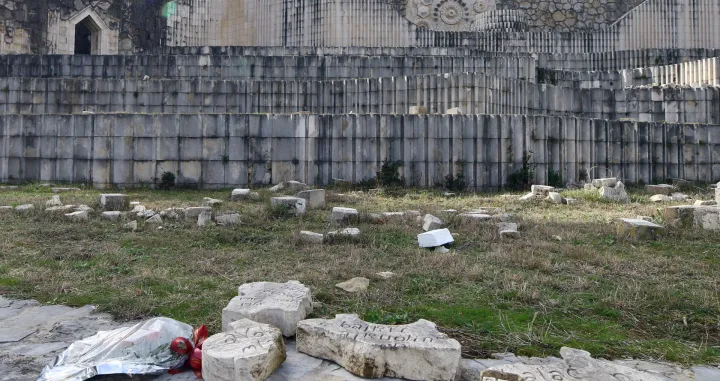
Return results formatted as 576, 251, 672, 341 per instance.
1, 297, 718, 381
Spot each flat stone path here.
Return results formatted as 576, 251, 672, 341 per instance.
1, 297, 718, 381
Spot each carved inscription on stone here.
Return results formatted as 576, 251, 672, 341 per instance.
296, 314, 461, 380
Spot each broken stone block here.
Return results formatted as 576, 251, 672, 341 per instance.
382, 211, 407, 221
270, 197, 307, 216
124, 220, 138, 232
132, 204, 146, 212
335, 277, 370, 293
203, 319, 286, 381
65, 211, 88, 221
376, 271, 395, 279
146, 214, 163, 224
599, 181, 628, 203
518, 192, 536, 201
98, 194, 129, 211
231, 188, 260, 201
645, 184, 676, 195
101, 211, 123, 220
222, 281, 312, 336
46, 205, 76, 213
663, 205, 713, 227
592, 177, 618, 188
197, 211, 213, 227
409, 105, 428, 115
650, 194, 671, 203
531, 185, 554, 196
616, 218, 665, 241
298, 231, 324, 244
330, 207, 359, 225
15, 204, 34, 212
185, 206, 212, 220
482, 347, 665, 381
695, 207, 720, 231
269, 181, 308, 193
215, 213, 240, 226
546, 192, 563, 204
418, 228, 454, 248
498, 222, 519, 239
327, 228, 361, 239
46, 195, 62, 207
203, 197, 223, 206
296, 314, 461, 380
423, 214, 444, 231
296, 189, 326, 209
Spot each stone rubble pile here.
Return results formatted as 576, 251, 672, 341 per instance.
583, 178, 629, 202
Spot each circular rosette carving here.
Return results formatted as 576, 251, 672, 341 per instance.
415, 20, 430, 29
438, 0, 466, 25
474, 0, 489, 13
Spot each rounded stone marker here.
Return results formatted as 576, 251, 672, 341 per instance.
202, 319, 286, 381
222, 281, 313, 337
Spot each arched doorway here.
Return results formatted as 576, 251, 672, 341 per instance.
73, 16, 101, 55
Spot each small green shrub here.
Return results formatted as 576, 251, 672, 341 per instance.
507, 151, 535, 191
444, 171, 467, 192
157, 171, 176, 190
377, 160, 404, 188
548, 170, 563, 188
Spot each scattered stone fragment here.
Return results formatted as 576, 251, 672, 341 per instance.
330, 207, 359, 225
222, 281, 313, 336
231, 188, 260, 201
599, 181, 629, 203
203, 319, 286, 381
650, 194, 671, 202
197, 210, 213, 227
185, 206, 212, 220
418, 228, 454, 248
296, 314, 461, 380
327, 228, 361, 239
136, 210, 155, 219
297, 189, 326, 209
101, 211, 123, 220
552, 235, 563, 241
215, 213, 240, 225
146, 214, 163, 224
65, 211, 88, 221
592, 177, 618, 188
482, 347, 664, 381
15, 204, 34, 212
269, 181, 308, 193
695, 207, 720, 231
546, 192, 563, 204
203, 197, 223, 206
423, 214, 444, 231
159, 208, 184, 219
298, 231, 324, 244
46, 195, 62, 207
518, 192, 536, 201
645, 184, 676, 195
98, 194, 129, 211
694, 200, 717, 206
132, 204, 146, 212
498, 222, 519, 239
531, 185, 555, 196
51, 187, 80, 193
270, 197, 307, 216
45, 205, 75, 213
124, 220, 138, 232
434, 246, 450, 253
335, 278, 369, 293
562, 197, 577, 205
376, 272, 395, 279
616, 218, 665, 241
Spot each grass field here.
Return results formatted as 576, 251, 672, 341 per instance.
0, 184, 719, 365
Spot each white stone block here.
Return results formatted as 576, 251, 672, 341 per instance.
530, 185, 554, 196
203, 319, 286, 381
546, 192, 563, 204
231, 188, 260, 201
418, 229, 454, 248
15, 204, 34, 212
422, 214, 444, 231
222, 281, 313, 337
298, 231, 324, 244
146, 214, 163, 224
203, 197, 223, 206
327, 228, 361, 238
101, 211, 122, 220
296, 314, 461, 380
335, 277, 369, 293
98, 194, 129, 211
185, 206, 212, 220
46, 195, 62, 207
297, 189, 326, 209
197, 211, 213, 227
271, 197, 307, 216
591, 178, 618, 188
65, 211, 88, 221
330, 207, 358, 225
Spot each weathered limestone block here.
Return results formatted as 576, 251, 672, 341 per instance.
203, 319, 286, 381
65, 211, 89, 221
650, 195, 671, 203
599, 181, 628, 203
197, 211, 213, 227
124, 221, 138, 232
298, 231, 324, 244
146, 214, 163, 224
694, 207, 720, 231
418, 228, 454, 248
222, 281, 313, 337
422, 214, 444, 231
297, 189, 326, 209
335, 277, 369, 293
592, 178, 618, 188
645, 184, 676, 195
530, 185, 554, 196
216, 213, 241, 225
231, 189, 260, 201
15, 204, 34, 212
270, 197, 307, 216
498, 222, 519, 239
46, 195, 62, 207
203, 197, 223, 206
330, 207, 359, 225
185, 206, 212, 220
46, 205, 76, 213
663, 205, 719, 229
159, 208, 185, 219
481, 347, 664, 381
518, 192, 536, 201
327, 228, 361, 239
98, 194, 129, 211
546, 192, 563, 204
101, 211, 123, 220
296, 314, 461, 381
616, 218, 665, 241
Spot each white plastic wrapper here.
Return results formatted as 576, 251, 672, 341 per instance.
38, 317, 194, 381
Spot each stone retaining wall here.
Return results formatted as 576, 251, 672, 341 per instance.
2, 113, 718, 189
